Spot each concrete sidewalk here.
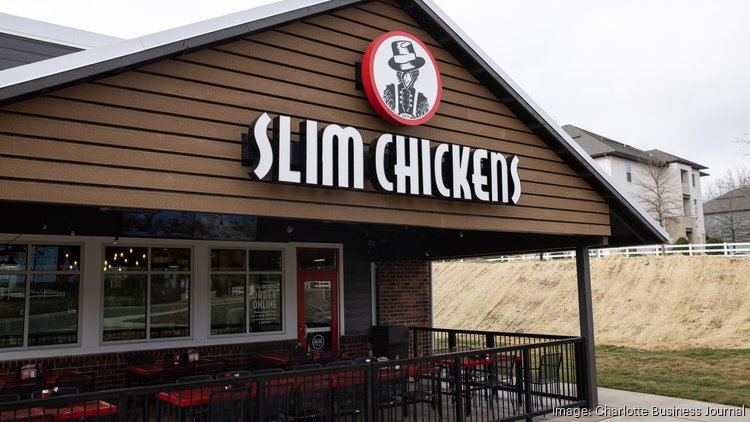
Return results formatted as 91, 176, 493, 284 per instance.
547, 388, 748, 421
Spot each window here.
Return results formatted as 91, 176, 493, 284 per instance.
0, 245, 81, 348
625, 162, 632, 182
692, 173, 696, 187
102, 246, 191, 342
210, 249, 282, 335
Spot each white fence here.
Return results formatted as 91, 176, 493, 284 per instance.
487, 242, 750, 262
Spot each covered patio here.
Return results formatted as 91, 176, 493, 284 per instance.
0, 327, 585, 422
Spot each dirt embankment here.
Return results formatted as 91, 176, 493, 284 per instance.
433, 256, 750, 350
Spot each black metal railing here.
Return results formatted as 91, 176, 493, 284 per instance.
409, 327, 573, 358
0, 328, 586, 421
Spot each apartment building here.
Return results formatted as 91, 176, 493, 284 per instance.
564, 125, 708, 243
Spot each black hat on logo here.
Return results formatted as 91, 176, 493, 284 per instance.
388, 40, 425, 71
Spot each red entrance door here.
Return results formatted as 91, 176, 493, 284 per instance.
296, 248, 339, 352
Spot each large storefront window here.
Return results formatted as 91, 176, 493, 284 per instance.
103, 246, 190, 342
0, 245, 81, 348
210, 249, 282, 335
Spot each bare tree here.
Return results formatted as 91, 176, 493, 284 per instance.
704, 167, 750, 242
633, 157, 682, 231
705, 167, 750, 200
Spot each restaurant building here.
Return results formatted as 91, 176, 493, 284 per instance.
0, 0, 666, 412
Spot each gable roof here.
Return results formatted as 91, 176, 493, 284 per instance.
0, 12, 121, 49
0, 0, 668, 246
0, 12, 122, 71
564, 124, 708, 170
704, 187, 750, 214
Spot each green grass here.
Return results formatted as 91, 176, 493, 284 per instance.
596, 345, 750, 407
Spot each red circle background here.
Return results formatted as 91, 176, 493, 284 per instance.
362, 31, 442, 126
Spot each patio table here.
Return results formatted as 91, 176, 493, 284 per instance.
0, 370, 90, 391
126, 358, 226, 386
0, 407, 45, 421
44, 400, 117, 421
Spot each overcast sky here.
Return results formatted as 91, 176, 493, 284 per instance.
2, 0, 748, 193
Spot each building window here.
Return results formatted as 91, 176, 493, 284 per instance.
692, 173, 696, 187
102, 246, 191, 342
210, 249, 282, 335
625, 162, 632, 182
0, 245, 81, 349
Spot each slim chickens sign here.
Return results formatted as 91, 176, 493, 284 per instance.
241, 31, 522, 205
362, 31, 442, 126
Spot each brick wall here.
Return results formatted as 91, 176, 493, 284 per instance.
339, 334, 370, 357
375, 260, 431, 327
0, 340, 296, 390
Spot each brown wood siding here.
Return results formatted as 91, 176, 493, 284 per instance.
0, 0, 610, 236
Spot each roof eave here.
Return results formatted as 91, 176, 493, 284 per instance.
0, 0, 669, 246
0, 0, 365, 105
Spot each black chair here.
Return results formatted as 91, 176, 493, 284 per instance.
529, 352, 563, 408
257, 379, 293, 421
376, 366, 409, 420
326, 360, 353, 368
162, 362, 195, 383
56, 372, 95, 392
252, 368, 284, 376
292, 363, 323, 371
316, 351, 340, 366
0, 378, 46, 399
402, 363, 443, 421
334, 370, 367, 421
286, 351, 316, 371
0, 393, 21, 403
176, 374, 213, 383
290, 378, 332, 421
208, 387, 251, 422
471, 353, 522, 416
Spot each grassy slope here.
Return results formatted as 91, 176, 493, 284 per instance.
433, 256, 750, 406
434, 256, 750, 349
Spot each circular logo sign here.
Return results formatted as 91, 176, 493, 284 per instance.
362, 31, 442, 126
311, 334, 325, 350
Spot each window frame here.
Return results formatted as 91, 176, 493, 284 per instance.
100, 244, 193, 344
0, 243, 83, 350
208, 247, 284, 338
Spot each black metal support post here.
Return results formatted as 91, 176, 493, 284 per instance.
575, 245, 598, 408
